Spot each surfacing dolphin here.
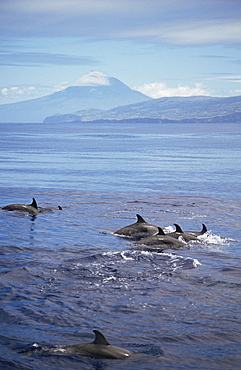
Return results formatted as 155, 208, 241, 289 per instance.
185, 223, 207, 237
134, 227, 186, 252
2, 198, 39, 215
38, 205, 63, 213
166, 224, 198, 242
42, 330, 133, 359
114, 214, 160, 240
2, 198, 62, 215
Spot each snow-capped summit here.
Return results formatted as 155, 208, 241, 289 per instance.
73, 71, 111, 87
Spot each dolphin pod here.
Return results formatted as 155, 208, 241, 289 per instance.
34, 330, 133, 359
4, 200, 207, 360
114, 214, 160, 240
114, 214, 207, 252
2, 198, 62, 215
134, 226, 186, 252
2, 201, 207, 252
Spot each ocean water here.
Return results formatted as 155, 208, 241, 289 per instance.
0, 121, 241, 370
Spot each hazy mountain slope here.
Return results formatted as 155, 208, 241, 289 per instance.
0, 72, 150, 123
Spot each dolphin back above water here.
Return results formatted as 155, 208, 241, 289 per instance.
2, 198, 62, 215
134, 226, 186, 252
114, 214, 160, 240
2, 198, 39, 215
166, 224, 198, 242
45, 330, 133, 359
185, 223, 207, 237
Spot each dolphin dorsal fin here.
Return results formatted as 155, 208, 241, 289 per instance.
30, 198, 38, 209
201, 223, 207, 234
93, 330, 110, 346
174, 224, 183, 233
136, 214, 146, 223
157, 227, 165, 235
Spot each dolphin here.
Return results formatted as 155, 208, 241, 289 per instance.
166, 224, 198, 242
2, 198, 62, 215
134, 227, 186, 252
184, 223, 207, 237
114, 214, 160, 240
2, 198, 39, 215
38, 205, 63, 212
43, 330, 133, 359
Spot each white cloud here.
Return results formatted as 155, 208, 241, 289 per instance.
1, 88, 9, 96
204, 75, 241, 83
1, 0, 241, 45
134, 82, 212, 98
1, 86, 36, 97
0, 85, 50, 104
168, 20, 241, 45
119, 18, 241, 45
52, 82, 70, 92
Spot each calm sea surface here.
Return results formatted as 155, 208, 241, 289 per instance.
0, 121, 241, 369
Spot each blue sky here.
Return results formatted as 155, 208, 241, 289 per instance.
1, 0, 241, 104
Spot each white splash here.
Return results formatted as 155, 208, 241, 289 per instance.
198, 231, 234, 245
52, 347, 67, 353
163, 225, 175, 233
103, 276, 116, 283
188, 257, 202, 267
120, 250, 135, 260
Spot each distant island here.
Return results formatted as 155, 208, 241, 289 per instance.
44, 96, 241, 124
0, 71, 241, 124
